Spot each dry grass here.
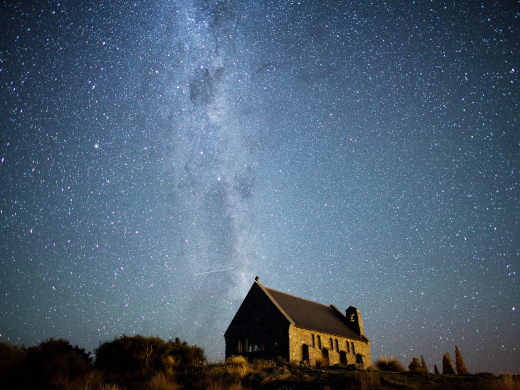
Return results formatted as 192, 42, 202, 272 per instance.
147, 372, 179, 390
97, 384, 124, 390
487, 374, 520, 390
251, 359, 277, 372
224, 355, 251, 378
193, 357, 280, 390
194, 357, 249, 390
353, 370, 381, 390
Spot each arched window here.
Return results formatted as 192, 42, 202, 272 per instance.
335, 339, 339, 352
347, 341, 350, 353
317, 335, 321, 349
311, 334, 315, 348
351, 342, 355, 355
330, 338, 333, 350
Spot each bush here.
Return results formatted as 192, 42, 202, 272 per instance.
315, 355, 328, 368
375, 356, 406, 372
0, 342, 27, 387
409, 357, 422, 372
224, 355, 250, 378
94, 335, 206, 376
24, 338, 93, 389
409, 356, 428, 373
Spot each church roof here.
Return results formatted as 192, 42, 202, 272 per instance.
257, 281, 367, 342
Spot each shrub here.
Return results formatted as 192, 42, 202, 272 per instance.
315, 355, 328, 368
224, 355, 250, 378
409, 357, 422, 372
24, 338, 93, 390
375, 356, 406, 372
167, 337, 206, 368
0, 342, 27, 387
94, 335, 206, 376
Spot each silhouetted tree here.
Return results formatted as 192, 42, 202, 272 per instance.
408, 357, 422, 372
434, 364, 440, 374
0, 342, 27, 388
167, 337, 206, 368
421, 355, 428, 372
95, 335, 168, 375
442, 352, 455, 374
95, 335, 206, 377
24, 338, 93, 389
455, 345, 468, 374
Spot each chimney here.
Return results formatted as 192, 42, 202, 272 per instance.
346, 306, 364, 336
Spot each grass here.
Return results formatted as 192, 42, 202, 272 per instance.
490, 374, 520, 390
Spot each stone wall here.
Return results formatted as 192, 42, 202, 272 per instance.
288, 325, 371, 369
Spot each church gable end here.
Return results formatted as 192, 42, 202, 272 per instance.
224, 280, 292, 359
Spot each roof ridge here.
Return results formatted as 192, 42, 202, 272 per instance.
264, 286, 336, 310
256, 282, 295, 324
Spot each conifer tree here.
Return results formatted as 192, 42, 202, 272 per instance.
442, 352, 455, 374
455, 345, 468, 374
434, 364, 439, 374
421, 355, 428, 372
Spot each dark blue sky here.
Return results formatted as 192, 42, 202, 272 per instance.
1, 0, 518, 373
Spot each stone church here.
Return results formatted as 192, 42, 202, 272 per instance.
224, 277, 371, 368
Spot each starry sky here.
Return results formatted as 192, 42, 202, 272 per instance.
1, 0, 519, 374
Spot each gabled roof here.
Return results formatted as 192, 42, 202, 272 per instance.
257, 281, 367, 342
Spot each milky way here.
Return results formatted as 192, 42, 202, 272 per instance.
0, 0, 518, 373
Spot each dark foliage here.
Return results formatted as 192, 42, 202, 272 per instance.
443, 352, 455, 374
408, 357, 423, 372
455, 345, 468, 374
0, 342, 27, 388
94, 335, 206, 376
0, 339, 94, 390
420, 355, 428, 373
434, 364, 440, 374
24, 338, 93, 389
375, 357, 406, 372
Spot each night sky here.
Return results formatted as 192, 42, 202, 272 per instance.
1, 0, 519, 374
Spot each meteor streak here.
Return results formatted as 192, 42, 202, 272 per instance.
193, 268, 234, 276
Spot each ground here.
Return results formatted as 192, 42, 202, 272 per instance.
245, 365, 519, 390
